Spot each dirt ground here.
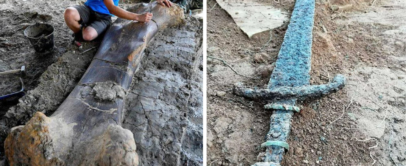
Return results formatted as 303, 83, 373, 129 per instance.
207, 0, 405, 165
0, 0, 203, 165
0, 0, 73, 116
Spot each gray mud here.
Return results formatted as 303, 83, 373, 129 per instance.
123, 17, 203, 165
0, 42, 98, 161
0, 0, 85, 159
0, 0, 75, 116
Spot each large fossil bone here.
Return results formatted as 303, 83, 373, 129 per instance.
5, 3, 184, 166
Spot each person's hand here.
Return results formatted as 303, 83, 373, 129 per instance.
157, 0, 172, 7
136, 13, 153, 22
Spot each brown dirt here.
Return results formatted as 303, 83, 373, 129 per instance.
207, 0, 405, 165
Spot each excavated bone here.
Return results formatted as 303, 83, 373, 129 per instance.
5, 3, 184, 166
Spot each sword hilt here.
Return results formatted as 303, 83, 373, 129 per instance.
234, 74, 345, 101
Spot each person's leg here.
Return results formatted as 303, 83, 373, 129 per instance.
64, 7, 81, 33
83, 14, 112, 41
82, 26, 98, 41
64, 6, 91, 35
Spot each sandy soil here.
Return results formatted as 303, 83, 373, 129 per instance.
207, 0, 405, 165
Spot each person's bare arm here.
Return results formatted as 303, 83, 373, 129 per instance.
103, 0, 152, 22
157, 0, 172, 7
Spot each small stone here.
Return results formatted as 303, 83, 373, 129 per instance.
303, 160, 309, 164
80, 86, 93, 98
208, 46, 220, 54
93, 82, 117, 101
320, 136, 327, 143
255, 63, 275, 78
256, 152, 266, 161
347, 38, 354, 43
113, 85, 126, 98
295, 147, 304, 157
395, 41, 404, 49
253, 53, 270, 63
216, 91, 226, 97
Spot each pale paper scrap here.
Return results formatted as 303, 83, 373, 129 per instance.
216, 0, 289, 38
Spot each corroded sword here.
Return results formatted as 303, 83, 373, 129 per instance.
233, 0, 345, 165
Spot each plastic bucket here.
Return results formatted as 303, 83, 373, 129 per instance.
24, 23, 54, 52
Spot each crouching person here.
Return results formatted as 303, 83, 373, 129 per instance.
64, 0, 172, 42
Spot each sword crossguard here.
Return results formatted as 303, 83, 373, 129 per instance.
234, 74, 346, 101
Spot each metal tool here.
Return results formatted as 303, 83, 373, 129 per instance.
80, 47, 96, 54
233, 0, 346, 165
0, 78, 25, 101
0, 66, 25, 77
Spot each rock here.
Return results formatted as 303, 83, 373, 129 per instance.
90, 82, 127, 101
213, 117, 232, 137
255, 63, 275, 78
295, 147, 304, 157
113, 85, 126, 98
256, 152, 266, 161
347, 38, 354, 44
303, 160, 309, 164
207, 130, 214, 147
320, 136, 327, 143
253, 53, 269, 63
93, 82, 117, 101
208, 46, 220, 54
395, 41, 404, 50
216, 91, 226, 97
207, 58, 213, 64
23, 11, 38, 18
315, 32, 337, 58
38, 14, 52, 22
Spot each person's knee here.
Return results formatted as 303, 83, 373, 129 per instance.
82, 28, 98, 41
64, 7, 78, 21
